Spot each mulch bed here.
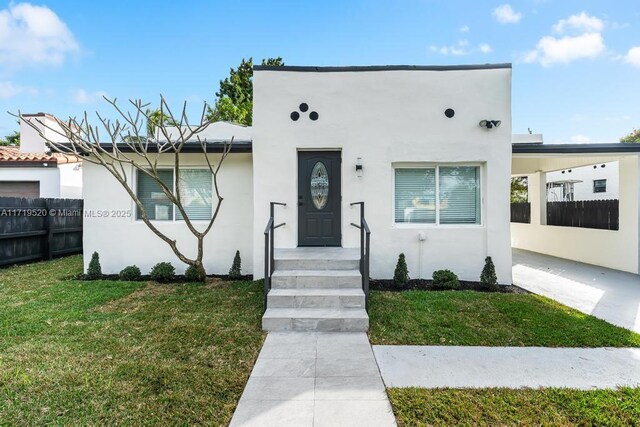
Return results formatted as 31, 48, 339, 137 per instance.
370, 278, 529, 294
73, 273, 253, 283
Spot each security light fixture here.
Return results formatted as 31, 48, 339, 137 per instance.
479, 120, 501, 129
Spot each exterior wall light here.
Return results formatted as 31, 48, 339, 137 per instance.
356, 157, 363, 177
479, 120, 502, 129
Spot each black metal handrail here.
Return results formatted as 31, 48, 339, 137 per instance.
350, 202, 371, 311
264, 202, 286, 311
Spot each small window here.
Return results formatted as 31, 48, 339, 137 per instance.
394, 165, 480, 225
176, 169, 212, 220
593, 179, 606, 193
137, 170, 174, 220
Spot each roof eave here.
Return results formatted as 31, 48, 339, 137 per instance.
254, 63, 512, 72
513, 143, 640, 155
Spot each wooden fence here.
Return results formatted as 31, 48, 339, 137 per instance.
510, 202, 531, 224
0, 197, 83, 267
547, 200, 619, 231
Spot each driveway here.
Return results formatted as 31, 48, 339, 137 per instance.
512, 249, 640, 333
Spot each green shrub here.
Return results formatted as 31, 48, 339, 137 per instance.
119, 265, 141, 281
393, 253, 409, 288
480, 256, 499, 290
185, 264, 205, 282
432, 269, 459, 289
228, 250, 242, 279
150, 262, 175, 283
86, 252, 102, 280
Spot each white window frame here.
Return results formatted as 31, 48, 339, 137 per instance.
133, 166, 213, 223
392, 163, 484, 228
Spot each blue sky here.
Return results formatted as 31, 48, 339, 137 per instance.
0, 0, 638, 143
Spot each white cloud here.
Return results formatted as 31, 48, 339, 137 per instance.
524, 12, 607, 66
0, 2, 79, 69
479, 43, 493, 53
570, 134, 591, 143
459, 25, 469, 33
524, 32, 604, 66
430, 40, 492, 56
0, 81, 38, 99
604, 115, 632, 122
493, 4, 522, 24
71, 88, 108, 104
625, 46, 640, 67
553, 12, 604, 34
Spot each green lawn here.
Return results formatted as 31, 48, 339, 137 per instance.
369, 290, 640, 347
389, 387, 640, 426
0, 256, 264, 426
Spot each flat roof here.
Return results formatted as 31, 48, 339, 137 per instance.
513, 143, 640, 155
254, 64, 512, 72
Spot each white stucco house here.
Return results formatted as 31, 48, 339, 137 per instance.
83, 64, 513, 281
80, 63, 514, 331
0, 113, 82, 199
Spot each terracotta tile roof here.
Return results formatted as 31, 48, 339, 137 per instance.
0, 146, 80, 164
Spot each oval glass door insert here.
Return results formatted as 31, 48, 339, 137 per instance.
310, 161, 329, 210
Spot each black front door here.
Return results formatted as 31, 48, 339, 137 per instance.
298, 151, 341, 246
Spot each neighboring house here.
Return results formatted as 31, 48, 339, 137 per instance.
82, 64, 513, 284
0, 113, 82, 199
546, 161, 618, 201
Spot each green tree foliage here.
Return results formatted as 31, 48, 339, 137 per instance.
0, 131, 20, 146
393, 253, 409, 288
86, 252, 102, 280
511, 177, 528, 203
207, 57, 284, 126
145, 108, 174, 137
432, 269, 459, 289
229, 250, 242, 279
480, 256, 498, 290
150, 262, 175, 283
620, 128, 640, 143
185, 264, 205, 282
119, 265, 141, 281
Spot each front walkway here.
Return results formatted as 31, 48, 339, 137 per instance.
512, 248, 640, 333
373, 346, 640, 389
230, 332, 396, 427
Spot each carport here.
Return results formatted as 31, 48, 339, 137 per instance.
512, 142, 640, 275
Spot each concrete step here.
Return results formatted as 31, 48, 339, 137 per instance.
274, 247, 360, 271
262, 307, 369, 332
267, 288, 366, 309
271, 269, 362, 289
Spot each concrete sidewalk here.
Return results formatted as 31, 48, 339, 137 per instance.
513, 249, 640, 333
373, 345, 640, 389
230, 332, 396, 427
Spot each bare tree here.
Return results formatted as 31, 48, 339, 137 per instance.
14, 96, 233, 279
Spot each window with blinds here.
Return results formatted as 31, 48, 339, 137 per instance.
176, 169, 213, 221
395, 168, 436, 223
439, 166, 480, 224
394, 166, 481, 225
137, 169, 174, 220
